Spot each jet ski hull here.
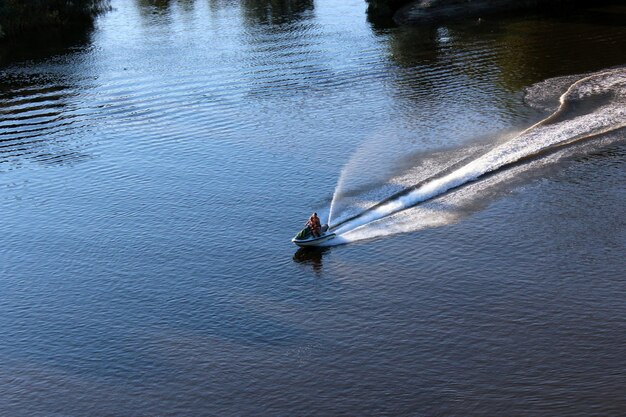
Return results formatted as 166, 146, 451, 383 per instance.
292, 233, 336, 247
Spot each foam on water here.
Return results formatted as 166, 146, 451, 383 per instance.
326, 68, 626, 244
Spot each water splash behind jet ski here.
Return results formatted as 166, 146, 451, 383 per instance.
293, 67, 626, 246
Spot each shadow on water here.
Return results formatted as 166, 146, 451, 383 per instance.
292, 247, 330, 274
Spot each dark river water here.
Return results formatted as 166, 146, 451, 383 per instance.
1, 1, 625, 415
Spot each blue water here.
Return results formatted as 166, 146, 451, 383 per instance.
1, 1, 625, 415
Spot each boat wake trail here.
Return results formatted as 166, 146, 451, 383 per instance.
325, 68, 626, 245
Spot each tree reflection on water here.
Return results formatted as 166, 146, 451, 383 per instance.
240, 0, 314, 26
383, 6, 626, 93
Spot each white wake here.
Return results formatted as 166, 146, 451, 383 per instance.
326, 68, 626, 243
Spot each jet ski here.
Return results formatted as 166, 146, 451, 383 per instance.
292, 223, 336, 247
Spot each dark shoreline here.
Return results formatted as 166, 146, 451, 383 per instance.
0, 0, 110, 42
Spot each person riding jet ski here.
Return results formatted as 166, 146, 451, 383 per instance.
292, 213, 335, 247
305, 213, 321, 238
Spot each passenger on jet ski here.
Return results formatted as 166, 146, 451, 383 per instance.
306, 213, 321, 238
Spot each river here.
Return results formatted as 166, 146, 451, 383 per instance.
1, 1, 625, 415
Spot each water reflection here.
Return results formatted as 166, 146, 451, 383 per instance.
132, 0, 314, 28
0, 9, 100, 169
0, 74, 92, 169
387, 26, 442, 68
292, 247, 329, 274
0, 29, 92, 66
384, 6, 626, 94
135, 0, 195, 14
384, 26, 458, 103
136, 0, 173, 10
241, 0, 314, 26
493, 11, 626, 90
237, 0, 329, 99
134, 0, 197, 24
1, 1, 625, 415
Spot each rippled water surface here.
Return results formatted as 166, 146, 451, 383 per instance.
1, 1, 625, 415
